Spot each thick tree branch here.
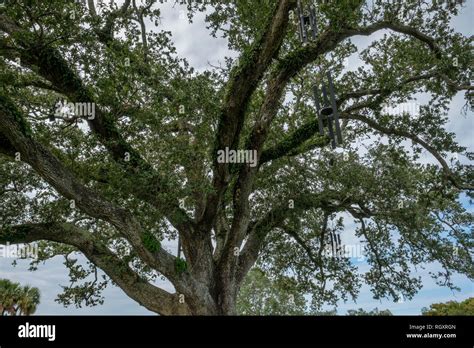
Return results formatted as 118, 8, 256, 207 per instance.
229, 19, 459, 277
338, 71, 472, 106
260, 120, 328, 164
0, 222, 190, 315
227, 19, 427, 251
337, 72, 439, 104
0, 12, 195, 253
237, 191, 348, 284
132, 0, 150, 62
0, 93, 181, 284
94, 0, 132, 43
251, 18, 445, 160
202, 0, 295, 231
87, 0, 97, 16
260, 70, 460, 165
2, 74, 62, 93
282, 226, 320, 269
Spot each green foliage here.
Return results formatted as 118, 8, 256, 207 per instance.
141, 231, 161, 253
347, 308, 393, 316
237, 268, 309, 315
54, 255, 108, 308
174, 258, 188, 274
422, 297, 474, 316
0, 279, 40, 316
0, 93, 32, 136
237, 268, 393, 316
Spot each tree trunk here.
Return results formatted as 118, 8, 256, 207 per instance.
170, 258, 243, 316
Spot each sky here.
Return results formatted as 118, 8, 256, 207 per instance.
0, 1, 473, 315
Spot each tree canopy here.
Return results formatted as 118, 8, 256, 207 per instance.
0, 0, 472, 315
422, 297, 474, 315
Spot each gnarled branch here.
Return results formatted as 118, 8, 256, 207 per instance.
0, 222, 190, 315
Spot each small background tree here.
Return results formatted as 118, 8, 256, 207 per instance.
237, 268, 392, 315
347, 308, 392, 316
237, 268, 309, 315
0, 279, 40, 316
422, 297, 474, 316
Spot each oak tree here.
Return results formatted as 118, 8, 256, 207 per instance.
0, 0, 472, 315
